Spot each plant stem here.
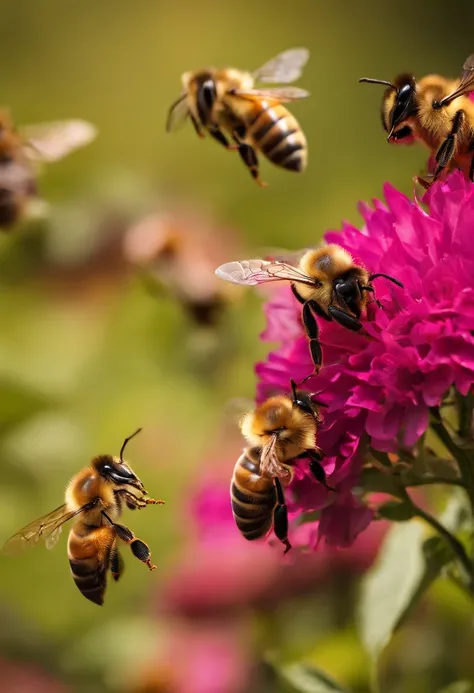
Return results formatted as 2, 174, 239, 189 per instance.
429, 409, 474, 509
410, 502, 473, 594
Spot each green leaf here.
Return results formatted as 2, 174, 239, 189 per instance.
277, 663, 350, 693
377, 500, 415, 521
438, 682, 473, 693
357, 521, 426, 659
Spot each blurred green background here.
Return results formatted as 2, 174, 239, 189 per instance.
0, 1, 473, 692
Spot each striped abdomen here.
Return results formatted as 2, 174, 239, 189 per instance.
68, 522, 116, 605
230, 450, 276, 541
247, 103, 307, 172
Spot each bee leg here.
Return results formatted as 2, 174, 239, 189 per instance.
298, 300, 324, 384
208, 126, 238, 151
307, 450, 335, 491
432, 109, 465, 183
190, 114, 205, 139
272, 477, 292, 554
102, 512, 156, 571
109, 544, 125, 582
327, 305, 363, 332
235, 141, 267, 187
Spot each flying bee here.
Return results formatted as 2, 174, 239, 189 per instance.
166, 48, 310, 186
216, 244, 403, 379
360, 54, 474, 187
231, 379, 331, 554
0, 109, 97, 230
123, 211, 243, 327
1, 429, 164, 606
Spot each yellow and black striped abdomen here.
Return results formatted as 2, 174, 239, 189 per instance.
68, 522, 116, 605
247, 103, 307, 172
230, 451, 276, 541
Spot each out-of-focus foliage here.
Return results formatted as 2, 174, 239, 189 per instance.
0, 1, 474, 692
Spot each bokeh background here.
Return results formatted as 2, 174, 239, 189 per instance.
0, 1, 473, 692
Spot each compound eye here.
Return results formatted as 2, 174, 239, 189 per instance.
116, 464, 135, 479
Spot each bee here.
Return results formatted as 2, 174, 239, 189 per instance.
0, 109, 97, 229
166, 48, 310, 186
231, 379, 330, 554
216, 244, 403, 379
123, 211, 243, 327
1, 429, 164, 605
360, 54, 474, 186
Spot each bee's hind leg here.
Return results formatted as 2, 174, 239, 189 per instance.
272, 477, 292, 554
102, 511, 156, 571
232, 131, 267, 186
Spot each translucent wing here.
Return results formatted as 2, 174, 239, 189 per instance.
232, 87, 310, 102
21, 119, 97, 162
215, 259, 320, 287
166, 94, 189, 133
260, 439, 293, 484
439, 54, 474, 105
253, 48, 310, 84
2, 503, 87, 555
262, 246, 311, 264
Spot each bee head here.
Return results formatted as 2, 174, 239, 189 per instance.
93, 455, 145, 491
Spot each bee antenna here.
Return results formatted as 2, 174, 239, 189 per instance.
359, 78, 397, 91
120, 428, 142, 462
290, 379, 298, 403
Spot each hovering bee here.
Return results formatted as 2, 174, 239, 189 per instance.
2, 429, 164, 606
123, 211, 243, 327
166, 48, 310, 186
231, 379, 331, 554
360, 54, 474, 186
216, 244, 403, 379
0, 110, 97, 229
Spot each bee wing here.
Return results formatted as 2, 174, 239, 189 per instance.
439, 54, 474, 105
166, 94, 189, 133
232, 87, 310, 102
20, 120, 97, 163
1, 503, 88, 555
260, 438, 294, 484
215, 259, 319, 287
253, 48, 310, 84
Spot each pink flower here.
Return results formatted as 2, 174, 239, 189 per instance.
256, 171, 474, 548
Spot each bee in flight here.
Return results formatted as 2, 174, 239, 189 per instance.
166, 48, 310, 186
360, 53, 474, 187
123, 210, 244, 328
231, 379, 331, 554
2, 429, 164, 606
0, 110, 97, 230
216, 245, 403, 380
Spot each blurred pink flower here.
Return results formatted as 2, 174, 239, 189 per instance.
256, 171, 474, 547
163, 482, 386, 618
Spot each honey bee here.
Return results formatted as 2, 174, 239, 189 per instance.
0, 109, 97, 229
231, 379, 330, 554
360, 54, 474, 186
216, 244, 403, 379
166, 48, 310, 186
2, 429, 164, 605
123, 211, 243, 327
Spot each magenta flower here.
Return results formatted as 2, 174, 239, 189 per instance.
256, 171, 474, 548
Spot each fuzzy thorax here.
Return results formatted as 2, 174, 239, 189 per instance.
240, 395, 316, 460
